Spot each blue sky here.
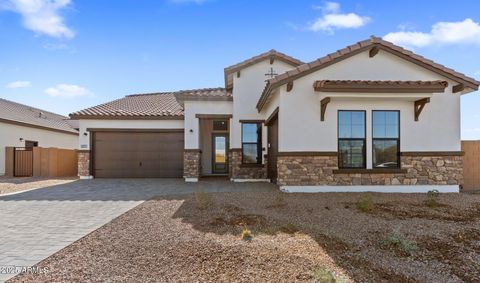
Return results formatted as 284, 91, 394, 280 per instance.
1, 0, 479, 139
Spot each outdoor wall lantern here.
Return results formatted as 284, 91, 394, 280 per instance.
19, 138, 23, 142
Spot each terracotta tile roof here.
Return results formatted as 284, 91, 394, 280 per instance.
224, 49, 304, 90
313, 80, 449, 92
0, 98, 78, 134
174, 88, 232, 105
70, 88, 230, 119
257, 36, 480, 111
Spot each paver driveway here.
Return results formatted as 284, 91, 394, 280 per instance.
0, 178, 274, 282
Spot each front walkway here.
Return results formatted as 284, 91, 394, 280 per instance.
0, 178, 274, 282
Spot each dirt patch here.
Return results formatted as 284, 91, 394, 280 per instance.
348, 199, 480, 223
210, 214, 266, 227
9, 191, 480, 282
452, 228, 480, 244
416, 229, 480, 282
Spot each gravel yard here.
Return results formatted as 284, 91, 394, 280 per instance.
10, 191, 480, 282
0, 177, 77, 195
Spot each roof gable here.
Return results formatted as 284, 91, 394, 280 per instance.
257, 36, 480, 111
224, 49, 304, 90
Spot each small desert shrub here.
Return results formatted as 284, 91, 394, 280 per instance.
381, 233, 418, 256
313, 267, 347, 283
241, 228, 252, 241
356, 195, 374, 212
194, 190, 210, 210
313, 267, 335, 283
426, 189, 440, 208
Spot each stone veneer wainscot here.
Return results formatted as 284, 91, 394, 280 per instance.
277, 153, 463, 187
229, 149, 267, 180
77, 150, 91, 177
184, 150, 201, 179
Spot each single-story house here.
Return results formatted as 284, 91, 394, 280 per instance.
0, 98, 78, 175
69, 36, 479, 192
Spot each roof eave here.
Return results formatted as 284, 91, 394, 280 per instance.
375, 44, 480, 89
174, 93, 233, 107
256, 39, 480, 111
0, 118, 79, 135
68, 115, 184, 120
224, 51, 304, 90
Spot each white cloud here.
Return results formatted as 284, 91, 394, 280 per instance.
313, 2, 339, 13
1, 0, 74, 38
384, 18, 480, 48
309, 2, 370, 33
5, 80, 31, 89
45, 84, 92, 98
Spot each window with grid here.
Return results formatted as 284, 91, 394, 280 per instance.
338, 111, 366, 168
242, 123, 262, 164
372, 111, 400, 168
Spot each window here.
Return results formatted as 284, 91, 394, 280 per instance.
372, 111, 400, 168
213, 120, 228, 131
242, 123, 262, 164
25, 140, 38, 148
338, 111, 366, 168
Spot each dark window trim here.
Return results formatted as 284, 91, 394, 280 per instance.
239, 119, 264, 123
337, 110, 367, 169
212, 119, 229, 132
372, 110, 400, 169
211, 133, 229, 174
25, 140, 38, 148
241, 122, 262, 164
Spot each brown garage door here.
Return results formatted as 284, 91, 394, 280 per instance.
93, 130, 184, 178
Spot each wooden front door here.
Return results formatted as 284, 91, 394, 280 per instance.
267, 114, 278, 182
212, 134, 228, 174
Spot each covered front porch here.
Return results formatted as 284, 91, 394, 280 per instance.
198, 115, 230, 177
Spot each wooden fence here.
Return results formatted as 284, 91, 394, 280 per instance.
462, 140, 480, 192
5, 147, 77, 178
13, 147, 33, 177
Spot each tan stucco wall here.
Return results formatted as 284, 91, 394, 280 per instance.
231, 59, 296, 151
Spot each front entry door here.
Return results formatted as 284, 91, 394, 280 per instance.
212, 134, 228, 174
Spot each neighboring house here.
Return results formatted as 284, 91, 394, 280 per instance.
69, 37, 479, 192
0, 98, 78, 175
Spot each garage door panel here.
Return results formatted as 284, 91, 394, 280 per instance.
95, 169, 182, 178
93, 131, 184, 178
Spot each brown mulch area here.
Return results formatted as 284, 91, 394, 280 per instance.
10, 192, 480, 282
0, 177, 77, 195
